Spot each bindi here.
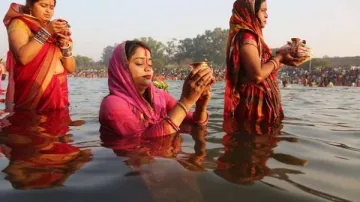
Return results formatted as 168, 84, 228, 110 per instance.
143, 47, 149, 65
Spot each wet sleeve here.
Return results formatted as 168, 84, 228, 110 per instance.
99, 96, 169, 138
163, 90, 194, 123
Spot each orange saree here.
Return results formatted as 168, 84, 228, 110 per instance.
4, 3, 69, 112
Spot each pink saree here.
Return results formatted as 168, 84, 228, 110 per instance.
99, 42, 205, 137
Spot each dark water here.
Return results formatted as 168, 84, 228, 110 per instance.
0, 78, 359, 202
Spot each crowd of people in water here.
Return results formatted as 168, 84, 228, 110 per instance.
2, 61, 360, 88
65, 66, 226, 81
280, 66, 360, 87
68, 65, 360, 88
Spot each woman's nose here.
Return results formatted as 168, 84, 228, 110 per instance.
144, 65, 152, 72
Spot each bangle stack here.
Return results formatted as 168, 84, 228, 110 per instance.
34, 28, 51, 45
165, 115, 180, 132
61, 44, 73, 58
269, 58, 280, 71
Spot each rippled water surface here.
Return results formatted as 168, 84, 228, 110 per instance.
0, 78, 359, 202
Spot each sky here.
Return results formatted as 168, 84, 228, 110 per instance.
0, 0, 359, 61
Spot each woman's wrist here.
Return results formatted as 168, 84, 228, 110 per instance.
179, 97, 194, 111
274, 54, 283, 64
62, 55, 74, 60
34, 28, 51, 45
61, 44, 73, 58
270, 55, 282, 71
177, 101, 190, 115
195, 102, 207, 112
193, 107, 208, 126
43, 24, 54, 35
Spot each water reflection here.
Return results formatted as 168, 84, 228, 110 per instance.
100, 125, 208, 201
0, 109, 92, 190
216, 117, 307, 185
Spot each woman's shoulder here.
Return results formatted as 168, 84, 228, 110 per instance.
101, 95, 129, 110
7, 18, 31, 35
242, 31, 257, 40
238, 30, 257, 46
99, 95, 131, 121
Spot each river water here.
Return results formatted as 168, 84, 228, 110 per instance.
0, 78, 359, 202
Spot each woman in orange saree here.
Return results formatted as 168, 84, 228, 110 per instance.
3, 1, 75, 112
224, 0, 302, 124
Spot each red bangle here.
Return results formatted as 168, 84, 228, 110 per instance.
165, 115, 180, 132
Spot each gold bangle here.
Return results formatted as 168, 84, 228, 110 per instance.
177, 101, 189, 114
269, 59, 279, 71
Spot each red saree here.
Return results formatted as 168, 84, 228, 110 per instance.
4, 3, 69, 112
224, 0, 283, 124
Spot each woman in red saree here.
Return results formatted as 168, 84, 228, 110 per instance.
224, 0, 302, 124
3, 0, 75, 112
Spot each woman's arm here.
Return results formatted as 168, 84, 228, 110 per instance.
61, 57, 76, 74
192, 84, 212, 125
101, 97, 189, 137
240, 40, 281, 84
8, 28, 45, 65
60, 40, 76, 73
101, 91, 207, 138
8, 19, 68, 65
164, 90, 209, 126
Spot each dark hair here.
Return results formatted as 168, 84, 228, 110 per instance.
24, 0, 57, 14
125, 40, 151, 60
26, 0, 57, 6
255, 0, 266, 14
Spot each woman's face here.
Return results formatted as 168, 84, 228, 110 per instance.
29, 0, 55, 23
257, 1, 268, 28
128, 47, 153, 94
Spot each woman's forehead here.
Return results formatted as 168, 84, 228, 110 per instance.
133, 48, 152, 59
36, 0, 55, 5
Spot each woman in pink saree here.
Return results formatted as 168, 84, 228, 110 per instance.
99, 41, 215, 137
